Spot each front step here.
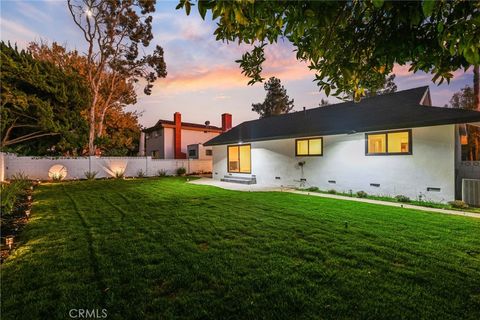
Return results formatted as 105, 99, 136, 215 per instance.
221, 175, 257, 185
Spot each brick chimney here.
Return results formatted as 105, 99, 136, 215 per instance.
173, 112, 185, 159
221, 113, 232, 132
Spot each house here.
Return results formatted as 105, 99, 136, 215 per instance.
143, 112, 232, 159
204, 86, 480, 203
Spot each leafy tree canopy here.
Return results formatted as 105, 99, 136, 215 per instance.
178, 0, 479, 101
0, 42, 89, 155
252, 77, 294, 118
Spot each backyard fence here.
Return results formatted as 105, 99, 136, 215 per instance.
0, 153, 212, 181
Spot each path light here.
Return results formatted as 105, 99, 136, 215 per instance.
6, 236, 14, 250
30, 186, 34, 190
27, 195, 32, 201
25, 209, 31, 218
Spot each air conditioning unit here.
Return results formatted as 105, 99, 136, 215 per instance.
462, 179, 480, 207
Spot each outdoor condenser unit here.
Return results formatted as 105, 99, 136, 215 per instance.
462, 179, 480, 207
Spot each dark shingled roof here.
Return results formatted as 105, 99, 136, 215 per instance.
204, 86, 480, 146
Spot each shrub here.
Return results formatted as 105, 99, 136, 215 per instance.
306, 186, 319, 192
157, 169, 167, 177
176, 167, 187, 176
51, 173, 64, 182
1, 179, 31, 217
137, 169, 146, 178
449, 200, 469, 210
395, 195, 411, 203
114, 171, 125, 179
357, 191, 368, 198
84, 171, 98, 180
327, 189, 337, 194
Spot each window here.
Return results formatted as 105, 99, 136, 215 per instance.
366, 130, 412, 155
188, 149, 197, 158
151, 150, 159, 158
227, 145, 251, 173
205, 149, 213, 156
296, 138, 323, 156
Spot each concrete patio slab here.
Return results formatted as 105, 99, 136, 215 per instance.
189, 178, 480, 219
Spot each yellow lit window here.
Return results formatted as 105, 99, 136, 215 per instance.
388, 131, 410, 153
368, 134, 386, 154
296, 138, 323, 156
228, 145, 251, 173
366, 130, 411, 155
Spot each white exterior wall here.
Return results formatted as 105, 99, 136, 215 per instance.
213, 125, 456, 202
3, 154, 211, 180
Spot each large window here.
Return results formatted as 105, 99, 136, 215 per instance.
228, 145, 251, 173
366, 130, 412, 155
296, 138, 323, 156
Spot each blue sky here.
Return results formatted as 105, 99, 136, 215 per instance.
1, 0, 475, 128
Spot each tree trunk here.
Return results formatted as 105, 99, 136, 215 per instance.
88, 93, 98, 156
474, 65, 479, 111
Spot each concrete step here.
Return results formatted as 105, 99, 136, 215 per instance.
221, 175, 257, 185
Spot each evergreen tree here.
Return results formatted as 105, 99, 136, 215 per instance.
252, 77, 294, 118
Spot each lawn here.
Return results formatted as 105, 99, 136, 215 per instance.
2, 178, 480, 320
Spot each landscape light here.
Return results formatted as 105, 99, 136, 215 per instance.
30, 186, 34, 190
25, 209, 31, 218
27, 195, 32, 201
6, 236, 14, 250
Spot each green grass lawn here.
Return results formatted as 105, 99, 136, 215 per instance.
2, 178, 480, 320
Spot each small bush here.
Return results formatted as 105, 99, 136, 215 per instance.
306, 186, 319, 192
51, 173, 64, 182
137, 169, 146, 178
176, 167, 187, 176
395, 195, 411, 203
84, 171, 98, 180
357, 191, 368, 198
1, 179, 31, 217
157, 169, 167, 177
10, 172, 29, 181
449, 200, 469, 210
114, 171, 125, 179
327, 189, 337, 194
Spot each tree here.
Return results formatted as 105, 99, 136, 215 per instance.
0, 42, 89, 155
365, 74, 397, 97
252, 77, 294, 118
96, 107, 141, 156
449, 86, 479, 160
67, 0, 167, 155
319, 98, 329, 107
178, 0, 479, 103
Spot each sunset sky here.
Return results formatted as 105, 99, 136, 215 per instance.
1, 0, 475, 129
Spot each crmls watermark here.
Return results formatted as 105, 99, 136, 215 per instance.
69, 309, 107, 319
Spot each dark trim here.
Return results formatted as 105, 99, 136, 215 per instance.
227, 144, 251, 174
365, 129, 413, 156
295, 137, 324, 157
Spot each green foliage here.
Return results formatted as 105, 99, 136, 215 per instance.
1, 175, 30, 218
395, 195, 411, 203
176, 167, 187, 176
357, 191, 368, 198
327, 189, 337, 194
0, 41, 90, 155
178, 1, 480, 99
84, 171, 98, 180
157, 169, 167, 177
306, 186, 319, 192
449, 86, 476, 110
137, 169, 146, 178
252, 77, 294, 118
449, 200, 469, 210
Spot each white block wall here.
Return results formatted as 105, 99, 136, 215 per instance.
213, 125, 457, 203
1, 154, 212, 181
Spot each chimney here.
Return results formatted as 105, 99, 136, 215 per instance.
221, 113, 232, 132
173, 112, 184, 159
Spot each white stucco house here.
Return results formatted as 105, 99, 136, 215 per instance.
204, 87, 480, 203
